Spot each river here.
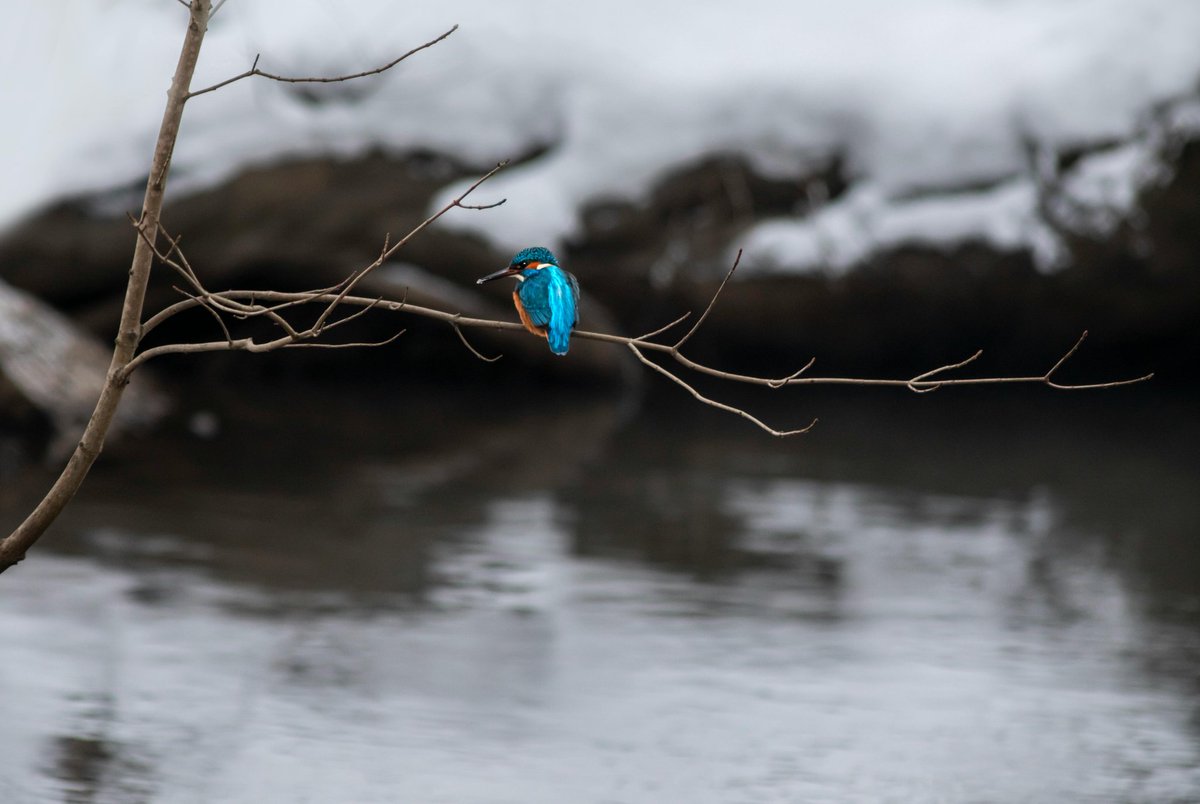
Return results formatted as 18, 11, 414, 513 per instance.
1, 382, 1197, 803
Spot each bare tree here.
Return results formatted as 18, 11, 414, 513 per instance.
0, 1, 1150, 574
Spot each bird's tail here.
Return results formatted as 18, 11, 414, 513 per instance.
548, 326, 570, 356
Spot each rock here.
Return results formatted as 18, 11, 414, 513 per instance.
0, 278, 168, 450
1, 123, 1195, 391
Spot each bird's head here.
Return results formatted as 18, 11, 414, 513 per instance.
476, 246, 558, 284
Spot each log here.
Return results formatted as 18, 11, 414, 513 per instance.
0, 278, 167, 448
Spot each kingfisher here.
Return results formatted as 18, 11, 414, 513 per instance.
477, 246, 580, 355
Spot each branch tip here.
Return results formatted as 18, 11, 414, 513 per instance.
768, 357, 817, 389
453, 321, 503, 362
634, 311, 692, 343
188, 25, 458, 99
1045, 330, 1089, 380
674, 251, 742, 350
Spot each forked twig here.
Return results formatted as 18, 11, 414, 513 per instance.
171, 285, 232, 344
128, 285, 1153, 414
629, 343, 817, 437
128, 47, 1150, 438
457, 199, 508, 211
634, 312, 691, 343
768, 357, 817, 389
673, 249, 741, 350
285, 329, 406, 350
907, 350, 984, 393
453, 320, 502, 362
188, 25, 460, 99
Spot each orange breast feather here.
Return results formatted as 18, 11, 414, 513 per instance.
513, 290, 548, 338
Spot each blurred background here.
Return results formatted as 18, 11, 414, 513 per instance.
1, 1, 1198, 801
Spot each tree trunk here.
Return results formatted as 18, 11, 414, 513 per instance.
0, 1, 211, 573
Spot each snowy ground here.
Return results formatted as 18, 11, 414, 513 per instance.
3, 0, 1199, 273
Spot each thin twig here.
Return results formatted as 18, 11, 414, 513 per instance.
125, 234, 1150, 441
768, 357, 817, 389
456, 199, 507, 211
285, 329, 406, 349
629, 343, 817, 437
132, 288, 1153, 392
187, 25, 459, 99
453, 320, 502, 362
1040, 330, 1153, 389
171, 285, 233, 344
311, 296, 383, 336
674, 249, 741, 350
132, 216, 209, 303
907, 350, 984, 394
635, 312, 691, 343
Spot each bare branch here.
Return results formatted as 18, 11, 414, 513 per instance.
134, 154, 503, 361
635, 312, 692, 343
308, 160, 507, 328
767, 357, 816, 389
171, 285, 233, 344
456, 198, 507, 211
1, 0, 214, 573
907, 350, 984, 394
132, 286, 1153, 395
285, 329, 405, 350
674, 248, 741, 349
1041, 330, 1154, 389
187, 25, 459, 99
453, 320, 503, 362
310, 296, 382, 336
1046, 330, 1088, 379
309, 269, 369, 334
131, 215, 206, 299
629, 343, 818, 437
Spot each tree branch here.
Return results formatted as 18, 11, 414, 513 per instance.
187, 24, 459, 99
628, 343, 818, 437
120, 284, 1154, 396
674, 249, 741, 349
0, 0, 214, 574
452, 319, 503, 362
0, 4, 468, 575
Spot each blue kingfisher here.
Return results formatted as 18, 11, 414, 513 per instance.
477, 246, 580, 355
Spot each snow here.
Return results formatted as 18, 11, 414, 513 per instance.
739, 180, 1064, 274
2, 0, 1199, 274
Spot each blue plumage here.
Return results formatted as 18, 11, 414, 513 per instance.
512, 246, 558, 266
516, 264, 579, 355
476, 246, 580, 356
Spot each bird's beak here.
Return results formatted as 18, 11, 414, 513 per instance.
476, 267, 515, 285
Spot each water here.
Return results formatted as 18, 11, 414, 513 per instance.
1, 383, 1198, 803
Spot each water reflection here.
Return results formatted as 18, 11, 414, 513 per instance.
1, 384, 1197, 802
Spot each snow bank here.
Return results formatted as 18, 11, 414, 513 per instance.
2, 0, 1199, 273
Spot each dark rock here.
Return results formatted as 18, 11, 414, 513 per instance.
0, 278, 168, 449
0, 125, 1194, 392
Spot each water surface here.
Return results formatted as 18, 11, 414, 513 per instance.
1, 385, 1197, 803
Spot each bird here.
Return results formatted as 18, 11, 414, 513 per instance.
477, 246, 580, 355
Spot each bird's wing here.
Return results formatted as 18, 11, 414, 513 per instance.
566, 272, 581, 321
548, 269, 578, 332
518, 279, 553, 327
